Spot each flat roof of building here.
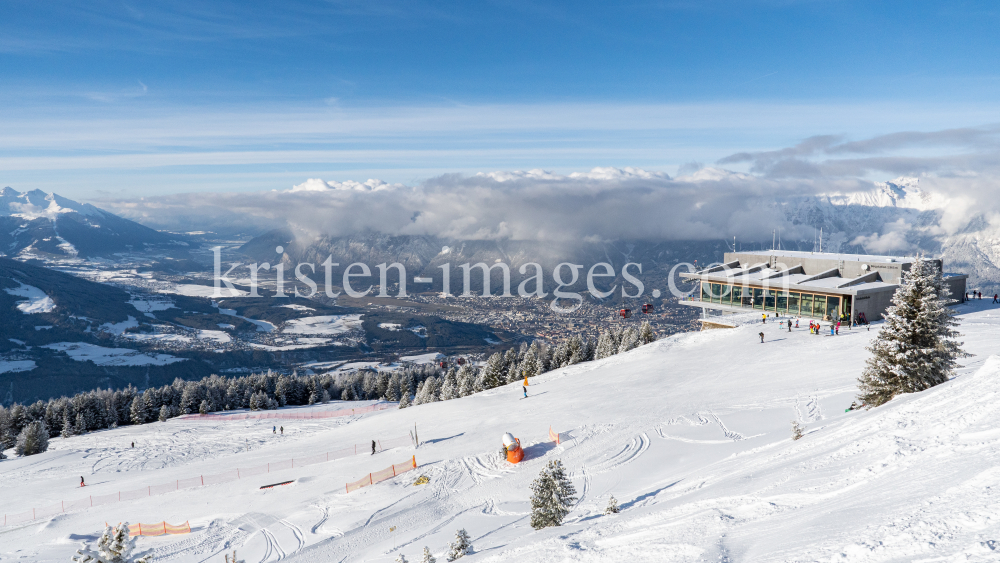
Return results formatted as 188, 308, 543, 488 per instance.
734, 250, 919, 263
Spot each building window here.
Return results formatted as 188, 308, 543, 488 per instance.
801, 294, 813, 317
764, 289, 776, 310
812, 295, 826, 318
710, 283, 722, 303
732, 286, 743, 307
753, 288, 764, 309
702, 283, 711, 302
826, 296, 840, 320
776, 291, 788, 312
787, 292, 799, 315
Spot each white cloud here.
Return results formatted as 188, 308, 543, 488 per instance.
850, 219, 916, 253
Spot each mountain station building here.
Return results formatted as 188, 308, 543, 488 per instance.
679, 250, 968, 328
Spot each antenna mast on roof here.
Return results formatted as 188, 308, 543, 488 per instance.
772, 229, 775, 251
820, 227, 823, 253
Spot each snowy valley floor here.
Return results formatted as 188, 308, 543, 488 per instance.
3, 301, 1000, 562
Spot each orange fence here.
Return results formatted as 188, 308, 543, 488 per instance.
107, 521, 191, 536
549, 426, 561, 445
2, 434, 413, 527
131, 521, 191, 536
345, 456, 418, 493
176, 402, 393, 421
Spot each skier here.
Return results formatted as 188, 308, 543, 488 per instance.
759, 331, 764, 343
273, 426, 276, 434
795, 319, 799, 328
830, 324, 835, 336
280, 426, 284, 435
80, 476, 85, 487
131, 441, 134, 448
994, 294, 998, 304
787, 319, 792, 332
371, 440, 376, 455
523, 385, 528, 398
836, 321, 841, 335
762, 313, 766, 324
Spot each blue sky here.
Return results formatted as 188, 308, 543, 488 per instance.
3, 1, 1000, 199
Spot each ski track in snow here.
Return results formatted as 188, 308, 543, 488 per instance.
8, 302, 1000, 563
588, 432, 649, 475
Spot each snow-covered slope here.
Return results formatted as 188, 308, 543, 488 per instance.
2, 302, 1000, 562
0, 187, 187, 258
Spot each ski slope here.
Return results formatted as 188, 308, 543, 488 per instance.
3, 302, 1000, 562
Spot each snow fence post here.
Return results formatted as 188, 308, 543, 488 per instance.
201, 476, 204, 485
138, 523, 141, 536
369, 473, 373, 485
163, 522, 166, 535
90, 496, 93, 507
62, 501, 64, 513
267, 463, 269, 473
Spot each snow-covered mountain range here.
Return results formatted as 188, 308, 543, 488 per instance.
773, 177, 1000, 291
0, 188, 188, 258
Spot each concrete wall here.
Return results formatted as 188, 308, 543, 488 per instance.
852, 287, 897, 322
945, 276, 968, 303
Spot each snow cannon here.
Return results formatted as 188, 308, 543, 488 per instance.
502, 432, 523, 464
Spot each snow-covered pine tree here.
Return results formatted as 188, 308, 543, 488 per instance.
129, 396, 147, 425
536, 344, 551, 374
529, 459, 577, 529
520, 347, 538, 379
791, 420, 804, 441
71, 521, 151, 563
457, 365, 476, 397
566, 336, 585, 365
199, 400, 211, 414
604, 494, 620, 514
0, 408, 15, 450
639, 320, 656, 344
395, 554, 408, 563
617, 327, 641, 354
15, 420, 49, 456
61, 409, 76, 438
856, 257, 968, 408
505, 361, 520, 384
384, 374, 401, 402
446, 529, 472, 561
412, 380, 426, 406
399, 392, 412, 409
158, 405, 170, 422
480, 353, 505, 389
439, 369, 458, 400
420, 546, 436, 563
594, 331, 613, 360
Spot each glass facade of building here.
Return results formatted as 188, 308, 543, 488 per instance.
699, 282, 848, 320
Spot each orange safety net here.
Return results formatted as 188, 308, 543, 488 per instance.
549, 426, 560, 445
108, 521, 191, 536
345, 456, 418, 493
